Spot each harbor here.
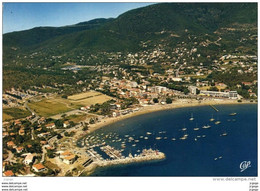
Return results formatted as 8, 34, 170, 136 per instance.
76, 145, 165, 176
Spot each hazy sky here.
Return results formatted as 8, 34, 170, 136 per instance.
3, 2, 155, 34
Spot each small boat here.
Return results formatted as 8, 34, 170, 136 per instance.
144, 137, 148, 140
210, 114, 215, 122
194, 138, 197, 141
135, 140, 139, 142
220, 132, 228, 136
202, 125, 211, 129
219, 156, 222, 159
180, 136, 187, 140
229, 113, 237, 116
215, 121, 221, 125
164, 137, 167, 139
171, 138, 176, 141
156, 137, 162, 140
132, 144, 136, 147
182, 128, 187, 131
202, 135, 206, 138
140, 136, 143, 138
214, 158, 218, 161
194, 123, 199, 131
189, 113, 194, 121
146, 132, 152, 135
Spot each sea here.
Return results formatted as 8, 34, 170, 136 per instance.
83, 103, 257, 176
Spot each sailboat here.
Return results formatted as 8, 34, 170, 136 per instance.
209, 114, 215, 122
194, 123, 199, 131
215, 116, 221, 124
189, 113, 194, 121
202, 124, 211, 129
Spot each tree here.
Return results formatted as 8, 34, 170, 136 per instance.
153, 98, 159, 103
89, 118, 95, 124
166, 97, 172, 104
209, 86, 219, 91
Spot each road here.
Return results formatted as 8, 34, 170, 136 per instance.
24, 101, 40, 124
5, 150, 16, 163
40, 146, 47, 163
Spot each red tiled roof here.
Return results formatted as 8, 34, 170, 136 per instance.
4, 170, 14, 176
33, 163, 45, 170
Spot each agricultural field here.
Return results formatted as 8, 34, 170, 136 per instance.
63, 114, 95, 123
27, 91, 113, 117
68, 91, 103, 101
3, 107, 31, 121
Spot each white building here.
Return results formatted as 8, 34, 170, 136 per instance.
24, 154, 34, 165
188, 86, 197, 95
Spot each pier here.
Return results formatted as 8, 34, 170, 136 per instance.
77, 145, 165, 176
209, 104, 219, 112
96, 148, 165, 167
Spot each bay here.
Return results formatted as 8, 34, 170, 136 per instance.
85, 104, 257, 176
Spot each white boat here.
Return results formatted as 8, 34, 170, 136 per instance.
182, 128, 187, 131
215, 121, 221, 125
194, 138, 197, 141
220, 132, 228, 136
144, 137, 148, 140
171, 138, 176, 141
156, 137, 162, 140
180, 136, 187, 140
189, 113, 194, 121
210, 114, 215, 122
202, 125, 211, 129
194, 127, 199, 131
146, 132, 152, 135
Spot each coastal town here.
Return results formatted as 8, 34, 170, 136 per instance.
2, 3, 257, 177
2, 51, 257, 176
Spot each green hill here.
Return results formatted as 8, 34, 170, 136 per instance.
2, 3, 257, 91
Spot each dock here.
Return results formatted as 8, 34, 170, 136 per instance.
209, 105, 219, 112
96, 148, 165, 167
77, 145, 165, 176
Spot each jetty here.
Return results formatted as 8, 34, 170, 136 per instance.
77, 146, 165, 176
96, 148, 165, 167
209, 105, 219, 112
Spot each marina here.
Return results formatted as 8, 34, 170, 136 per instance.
75, 104, 256, 176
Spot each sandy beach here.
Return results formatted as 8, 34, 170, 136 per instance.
86, 99, 254, 134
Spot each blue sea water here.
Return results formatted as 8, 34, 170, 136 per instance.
88, 104, 257, 176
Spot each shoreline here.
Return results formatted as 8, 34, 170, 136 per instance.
86, 99, 256, 135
